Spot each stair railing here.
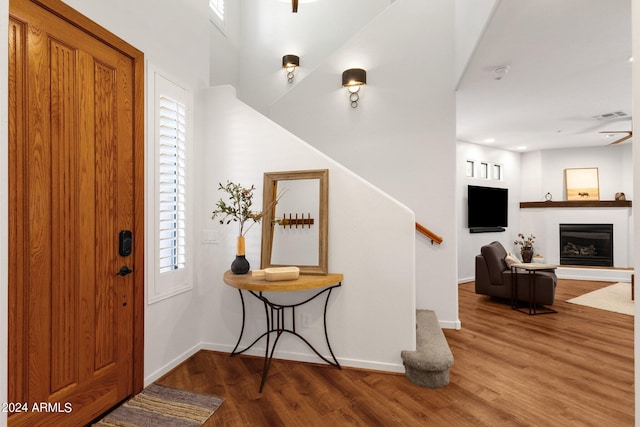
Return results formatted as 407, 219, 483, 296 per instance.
415, 222, 443, 245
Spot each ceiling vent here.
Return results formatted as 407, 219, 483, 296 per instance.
593, 111, 629, 120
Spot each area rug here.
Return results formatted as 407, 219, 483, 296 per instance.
93, 383, 224, 426
566, 282, 634, 316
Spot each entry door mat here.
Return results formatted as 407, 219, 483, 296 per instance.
93, 383, 224, 426
566, 282, 634, 316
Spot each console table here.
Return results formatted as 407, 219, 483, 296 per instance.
223, 270, 344, 392
510, 263, 558, 315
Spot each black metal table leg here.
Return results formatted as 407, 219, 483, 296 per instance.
228, 283, 342, 392
230, 289, 246, 355
512, 266, 557, 315
323, 287, 341, 368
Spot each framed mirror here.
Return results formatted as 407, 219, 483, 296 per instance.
260, 169, 328, 275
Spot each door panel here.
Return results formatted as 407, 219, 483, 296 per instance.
8, 0, 144, 425
49, 36, 79, 394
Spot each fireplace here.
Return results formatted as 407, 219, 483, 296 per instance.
559, 224, 613, 267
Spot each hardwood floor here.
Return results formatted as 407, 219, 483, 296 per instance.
157, 279, 634, 426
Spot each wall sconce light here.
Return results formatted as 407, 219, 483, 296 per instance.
282, 55, 300, 83
342, 68, 367, 108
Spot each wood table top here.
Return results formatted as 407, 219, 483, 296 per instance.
511, 263, 557, 270
223, 270, 343, 292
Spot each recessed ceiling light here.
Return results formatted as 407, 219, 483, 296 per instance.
483, 138, 496, 143
628, 56, 634, 63
517, 146, 527, 150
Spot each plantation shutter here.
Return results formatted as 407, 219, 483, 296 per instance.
158, 96, 186, 274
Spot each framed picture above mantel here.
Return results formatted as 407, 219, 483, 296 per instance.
565, 167, 600, 201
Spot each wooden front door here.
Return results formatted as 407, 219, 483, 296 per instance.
8, 0, 144, 425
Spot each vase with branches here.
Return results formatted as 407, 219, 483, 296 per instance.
212, 181, 284, 274
212, 181, 263, 237
514, 233, 535, 263
211, 181, 261, 274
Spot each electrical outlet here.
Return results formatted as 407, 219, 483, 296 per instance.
302, 312, 312, 328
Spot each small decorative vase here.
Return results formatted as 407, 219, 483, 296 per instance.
231, 236, 250, 274
521, 246, 534, 263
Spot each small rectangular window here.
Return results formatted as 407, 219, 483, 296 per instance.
466, 160, 475, 177
493, 164, 502, 180
209, 0, 224, 19
479, 162, 488, 179
209, 0, 225, 32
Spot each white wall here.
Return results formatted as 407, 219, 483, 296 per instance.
0, 1, 417, 407
521, 145, 633, 202
456, 141, 522, 283
269, 0, 459, 328
457, 143, 634, 283
518, 145, 634, 274
454, 0, 499, 87
62, 0, 209, 90
237, 0, 391, 115
209, 0, 240, 87
58, 0, 211, 383
1, 0, 8, 424
196, 86, 416, 372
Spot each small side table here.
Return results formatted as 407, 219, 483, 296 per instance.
223, 270, 344, 392
510, 263, 558, 315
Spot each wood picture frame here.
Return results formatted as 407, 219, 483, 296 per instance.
261, 169, 329, 275
565, 167, 600, 201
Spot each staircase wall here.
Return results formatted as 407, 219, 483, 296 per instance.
196, 86, 417, 372
269, 0, 460, 327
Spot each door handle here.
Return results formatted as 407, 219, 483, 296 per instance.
116, 266, 133, 277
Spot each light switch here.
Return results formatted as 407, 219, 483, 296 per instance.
202, 230, 219, 244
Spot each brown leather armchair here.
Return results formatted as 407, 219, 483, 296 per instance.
475, 241, 557, 305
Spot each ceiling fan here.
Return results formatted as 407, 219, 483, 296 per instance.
599, 130, 632, 145
292, 0, 298, 12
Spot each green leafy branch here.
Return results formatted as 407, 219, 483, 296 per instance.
211, 181, 285, 237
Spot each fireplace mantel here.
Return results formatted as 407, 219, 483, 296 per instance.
520, 200, 632, 209
519, 201, 632, 270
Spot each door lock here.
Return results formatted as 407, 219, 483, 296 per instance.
119, 230, 133, 257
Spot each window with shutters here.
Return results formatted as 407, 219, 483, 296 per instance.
148, 67, 193, 303
158, 96, 186, 274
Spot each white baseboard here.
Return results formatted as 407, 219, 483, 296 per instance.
144, 341, 407, 385
439, 319, 462, 330
556, 267, 633, 283
200, 342, 406, 373
144, 344, 202, 386
458, 276, 474, 284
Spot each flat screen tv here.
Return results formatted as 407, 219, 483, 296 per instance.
467, 185, 508, 232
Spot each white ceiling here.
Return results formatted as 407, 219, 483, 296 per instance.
456, 0, 632, 152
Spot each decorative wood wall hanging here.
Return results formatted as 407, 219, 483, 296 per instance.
273, 213, 315, 228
